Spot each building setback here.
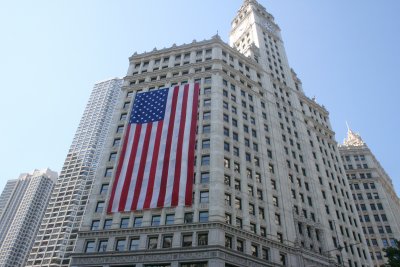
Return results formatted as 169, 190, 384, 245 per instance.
0, 169, 57, 267
70, 1, 373, 267
26, 78, 122, 267
339, 128, 400, 266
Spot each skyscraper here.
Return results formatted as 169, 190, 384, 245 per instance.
0, 169, 57, 267
71, 1, 372, 266
339, 128, 400, 266
26, 78, 122, 267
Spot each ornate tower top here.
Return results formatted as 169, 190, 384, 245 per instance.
342, 126, 366, 147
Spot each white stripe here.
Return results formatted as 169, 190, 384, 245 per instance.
164, 86, 184, 206
112, 124, 136, 212
136, 122, 158, 209
178, 84, 194, 206
124, 125, 147, 211
150, 88, 175, 208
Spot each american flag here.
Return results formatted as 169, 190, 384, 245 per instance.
107, 83, 200, 212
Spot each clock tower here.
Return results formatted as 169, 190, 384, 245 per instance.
230, 0, 299, 92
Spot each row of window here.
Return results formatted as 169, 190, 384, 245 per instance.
91, 212, 208, 231
85, 232, 209, 253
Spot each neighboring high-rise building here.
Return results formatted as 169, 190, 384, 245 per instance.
339, 128, 400, 266
0, 169, 57, 267
26, 78, 122, 267
70, 1, 373, 267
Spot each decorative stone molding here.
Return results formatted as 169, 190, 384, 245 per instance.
342, 129, 365, 147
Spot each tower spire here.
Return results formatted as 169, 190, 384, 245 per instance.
342, 124, 365, 147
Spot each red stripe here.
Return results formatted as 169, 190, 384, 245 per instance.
118, 124, 142, 211
157, 86, 179, 207
130, 123, 153, 210
107, 125, 131, 213
171, 84, 189, 206
143, 121, 163, 209
185, 83, 200, 206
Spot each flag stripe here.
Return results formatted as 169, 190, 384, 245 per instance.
107, 124, 131, 213
143, 121, 163, 209
119, 124, 142, 211
178, 83, 194, 206
157, 86, 180, 207
164, 87, 184, 206
124, 125, 146, 211
185, 83, 200, 205
171, 84, 189, 206
130, 123, 153, 210
136, 122, 159, 209
111, 125, 136, 212
150, 89, 174, 208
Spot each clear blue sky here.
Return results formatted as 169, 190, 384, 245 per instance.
0, 0, 399, 195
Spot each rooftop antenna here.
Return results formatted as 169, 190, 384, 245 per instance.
345, 121, 351, 132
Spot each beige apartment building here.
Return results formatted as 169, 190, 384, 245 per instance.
0, 169, 57, 267
339, 129, 400, 267
70, 1, 373, 267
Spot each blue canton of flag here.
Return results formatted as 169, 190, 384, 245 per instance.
130, 88, 169, 124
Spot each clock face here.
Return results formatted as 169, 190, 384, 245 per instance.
263, 21, 275, 33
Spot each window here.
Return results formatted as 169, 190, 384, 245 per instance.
200, 191, 209, 203
257, 189, 263, 200
199, 211, 209, 222
249, 203, 255, 215
224, 158, 230, 168
200, 172, 209, 184
277, 233, 283, 243
130, 238, 140, 250
116, 239, 126, 251
104, 219, 112, 229
224, 175, 231, 186
234, 179, 241, 190
104, 168, 113, 177
202, 125, 210, 133
224, 142, 230, 152
184, 212, 193, 223
201, 155, 210, 166
148, 236, 158, 249
113, 138, 122, 148
116, 125, 124, 133
198, 233, 208, 246
152, 215, 161, 226
278, 254, 286, 266
165, 214, 174, 225
275, 213, 281, 225
225, 235, 232, 248
182, 234, 193, 247
134, 217, 143, 227
203, 111, 211, 120
109, 152, 117, 161
235, 198, 242, 209
91, 220, 100, 230
98, 240, 108, 252
237, 239, 244, 252
162, 235, 173, 248
225, 193, 231, 206
85, 241, 95, 253
219, 212, 229, 225
251, 244, 258, 257
236, 217, 242, 228
120, 113, 127, 120
120, 218, 129, 228
202, 139, 210, 149
100, 184, 109, 194
95, 202, 105, 213
273, 196, 278, 207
